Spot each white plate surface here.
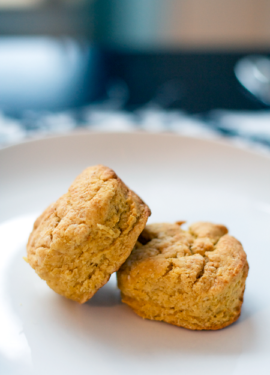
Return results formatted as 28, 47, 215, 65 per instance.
1, 133, 270, 375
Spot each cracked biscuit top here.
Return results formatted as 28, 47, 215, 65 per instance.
121, 222, 245, 294
118, 221, 248, 330
26, 165, 151, 303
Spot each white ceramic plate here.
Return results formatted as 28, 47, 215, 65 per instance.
1, 133, 270, 375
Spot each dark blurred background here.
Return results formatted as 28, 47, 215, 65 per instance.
0, 0, 270, 116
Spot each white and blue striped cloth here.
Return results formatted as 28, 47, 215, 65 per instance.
1, 106, 270, 154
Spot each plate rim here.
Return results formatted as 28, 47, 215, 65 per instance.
1, 130, 270, 162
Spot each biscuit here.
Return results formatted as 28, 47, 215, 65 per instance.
117, 222, 249, 330
26, 165, 150, 303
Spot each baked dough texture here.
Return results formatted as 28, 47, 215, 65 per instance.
26, 165, 150, 303
117, 222, 249, 330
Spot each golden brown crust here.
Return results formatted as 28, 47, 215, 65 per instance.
26, 165, 150, 303
117, 221, 249, 330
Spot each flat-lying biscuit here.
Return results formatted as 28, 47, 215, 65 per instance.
26, 165, 150, 303
117, 222, 249, 330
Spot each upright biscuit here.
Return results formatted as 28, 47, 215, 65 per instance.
26, 165, 150, 303
117, 222, 249, 330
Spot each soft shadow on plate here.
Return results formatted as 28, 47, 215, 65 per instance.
85, 277, 121, 307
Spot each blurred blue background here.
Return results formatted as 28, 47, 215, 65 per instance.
0, 0, 270, 116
